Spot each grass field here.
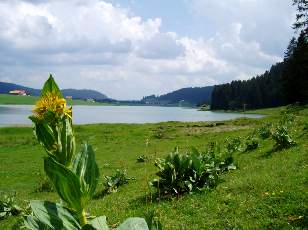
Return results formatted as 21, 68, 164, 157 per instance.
0, 106, 307, 229
0, 94, 107, 106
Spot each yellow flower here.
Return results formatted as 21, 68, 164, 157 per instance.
33, 92, 72, 119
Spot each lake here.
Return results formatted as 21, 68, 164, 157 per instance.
0, 105, 263, 126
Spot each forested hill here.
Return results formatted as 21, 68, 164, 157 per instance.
211, 62, 286, 110
0, 82, 108, 100
142, 86, 213, 106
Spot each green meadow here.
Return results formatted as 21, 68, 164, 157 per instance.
0, 106, 307, 229
0, 94, 106, 106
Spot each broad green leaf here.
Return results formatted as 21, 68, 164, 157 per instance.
117, 218, 149, 230
29, 118, 56, 155
26, 200, 80, 230
72, 144, 99, 198
44, 157, 83, 212
56, 116, 76, 166
81, 216, 109, 230
41, 74, 63, 98
24, 215, 50, 230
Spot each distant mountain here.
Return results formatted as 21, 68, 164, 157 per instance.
142, 86, 214, 106
61, 89, 108, 100
0, 82, 108, 100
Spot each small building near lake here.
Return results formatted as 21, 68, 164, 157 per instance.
9, 90, 27, 96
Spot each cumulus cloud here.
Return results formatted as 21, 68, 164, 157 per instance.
136, 33, 184, 59
0, 0, 295, 99
187, 0, 295, 56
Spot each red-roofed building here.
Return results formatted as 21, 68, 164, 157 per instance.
9, 90, 27, 96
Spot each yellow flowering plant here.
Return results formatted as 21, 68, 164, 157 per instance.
24, 75, 150, 230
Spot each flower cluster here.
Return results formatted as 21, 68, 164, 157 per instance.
33, 92, 72, 120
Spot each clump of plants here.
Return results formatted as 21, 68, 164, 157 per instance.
23, 75, 150, 229
0, 194, 23, 220
245, 135, 259, 151
272, 125, 296, 150
258, 123, 272, 139
150, 146, 236, 196
225, 137, 241, 153
280, 111, 295, 126
103, 169, 135, 193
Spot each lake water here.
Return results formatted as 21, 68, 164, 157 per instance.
0, 105, 263, 126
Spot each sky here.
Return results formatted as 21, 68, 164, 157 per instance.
0, 0, 296, 100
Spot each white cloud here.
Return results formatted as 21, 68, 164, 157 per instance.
0, 0, 295, 99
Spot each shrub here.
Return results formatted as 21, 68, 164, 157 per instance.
280, 111, 295, 125
272, 126, 296, 149
104, 169, 135, 193
245, 136, 259, 151
225, 137, 241, 153
150, 146, 236, 196
258, 123, 272, 139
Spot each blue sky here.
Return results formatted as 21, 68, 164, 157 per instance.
0, 0, 296, 99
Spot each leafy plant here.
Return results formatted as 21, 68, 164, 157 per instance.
258, 123, 272, 139
104, 169, 135, 193
24, 75, 150, 230
150, 146, 236, 196
0, 194, 23, 220
225, 137, 241, 153
245, 136, 259, 151
279, 111, 295, 126
272, 125, 296, 149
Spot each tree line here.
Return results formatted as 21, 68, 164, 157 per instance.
211, 0, 308, 110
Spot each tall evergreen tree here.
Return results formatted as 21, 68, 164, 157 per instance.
293, 0, 308, 32
283, 31, 308, 104
284, 37, 297, 60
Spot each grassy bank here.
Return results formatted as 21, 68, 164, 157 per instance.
0, 106, 307, 229
0, 94, 108, 106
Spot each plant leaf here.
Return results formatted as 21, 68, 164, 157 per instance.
29, 118, 56, 156
41, 74, 63, 98
44, 157, 83, 212
57, 116, 76, 167
81, 216, 109, 230
24, 215, 50, 230
25, 200, 80, 230
117, 218, 149, 230
72, 144, 99, 198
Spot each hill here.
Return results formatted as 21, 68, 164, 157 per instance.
142, 86, 214, 106
211, 62, 286, 110
0, 82, 108, 100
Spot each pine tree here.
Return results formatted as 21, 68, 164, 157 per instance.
293, 0, 308, 32
283, 31, 308, 104
284, 37, 297, 60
